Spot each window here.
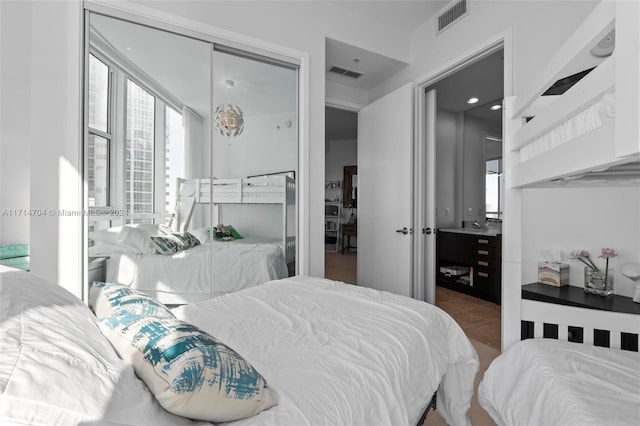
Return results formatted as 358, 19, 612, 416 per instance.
126, 79, 155, 221
87, 55, 111, 208
485, 159, 502, 219
165, 106, 184, 213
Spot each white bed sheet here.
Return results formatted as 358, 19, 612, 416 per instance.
173, 276, 479, 426
90, 237, 288, 303
519, 91, 615, 162
478, 338, 640, 426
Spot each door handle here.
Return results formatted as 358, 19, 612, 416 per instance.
396, 227, 409, 235
422, 227, 433, 235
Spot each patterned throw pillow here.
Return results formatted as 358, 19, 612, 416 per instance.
97, 314, 277, 422
151, 232, 200, 255
210, 225, 243, 241
90, 282, 175, 319
170, 232, 201, 249
150, 235, 182, 255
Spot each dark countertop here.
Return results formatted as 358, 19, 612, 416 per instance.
522, 283, 640, 315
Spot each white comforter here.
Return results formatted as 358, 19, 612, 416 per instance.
90, 237, 288, 303
478, 338, 640, 426
173, 276, 479, 426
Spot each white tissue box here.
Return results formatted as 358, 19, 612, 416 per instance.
538, 262, 569, 287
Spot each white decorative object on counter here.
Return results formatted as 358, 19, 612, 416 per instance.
621, 263, 640, 303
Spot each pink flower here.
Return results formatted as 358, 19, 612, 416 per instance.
580, 250, 590, 258
599, 248, 617, 259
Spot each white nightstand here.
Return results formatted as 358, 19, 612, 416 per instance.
88, 256, 108, 285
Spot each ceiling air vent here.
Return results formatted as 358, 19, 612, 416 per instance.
437, 0, 468, 34
329, 65, 363, 79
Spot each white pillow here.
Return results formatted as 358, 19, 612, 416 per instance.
98, 314, 277, 422
117, 225, 155, 255
90, 226, 123, 245
190, 227, 211, 244
89, 281, 175, 319
0, 266, 207, 426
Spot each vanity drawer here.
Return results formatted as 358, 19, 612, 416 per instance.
475, 245, 498, 259
475, 236, 499, 248
476, 258, 498, 270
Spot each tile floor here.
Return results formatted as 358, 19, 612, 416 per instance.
435, 286, 501, 351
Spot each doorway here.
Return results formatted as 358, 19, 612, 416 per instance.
324, 106, 358, 284
423, 47, 504, 351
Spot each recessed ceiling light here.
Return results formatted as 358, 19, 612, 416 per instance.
490, 104, 502, 110
467, 97, 479, 104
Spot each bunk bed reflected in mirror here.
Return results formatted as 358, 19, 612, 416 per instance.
83, 12, 299, 304
211, 49, 298, 278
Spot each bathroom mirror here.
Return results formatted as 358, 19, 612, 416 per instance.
462, 99, 503, 224
84, 12, 298, 303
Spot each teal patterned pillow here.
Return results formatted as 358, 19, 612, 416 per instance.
210, 225, 243, 241
170, 232, 200, 249
97, 314, 276, 422
90, 282, 174, 319
150, 235, 181, 255
151, 232, 200, 255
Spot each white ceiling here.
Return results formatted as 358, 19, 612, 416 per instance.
90, 13, 297, 118
329, 1, 449, 38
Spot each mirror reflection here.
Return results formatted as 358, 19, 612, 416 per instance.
463, 100, 503, 226
85, 13, 297, 304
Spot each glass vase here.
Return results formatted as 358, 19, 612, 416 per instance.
584, 267, 613, 296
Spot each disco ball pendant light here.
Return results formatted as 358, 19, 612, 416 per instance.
215, 79, 244, 138
214, 103, 245, 137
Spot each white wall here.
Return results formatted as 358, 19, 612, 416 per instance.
435, 108, 458, 229
0, 0, 31, 246
373, 1, 599, 101
29, 0, 83, 295
212, 112, 298, 178
522, 187, 640, 298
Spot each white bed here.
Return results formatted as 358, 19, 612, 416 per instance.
180, 175, 296, 265
478, 338, 640, 426
0, 265, 210, 426
90, 235, 289, 304
173, 276, 479, 426
0, 266, 479, 426
508, 0, 640, 188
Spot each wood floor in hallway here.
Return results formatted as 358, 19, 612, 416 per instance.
324, 250, 357, 285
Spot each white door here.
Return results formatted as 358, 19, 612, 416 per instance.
358, 83, 414, 297
414, 89, 437, 303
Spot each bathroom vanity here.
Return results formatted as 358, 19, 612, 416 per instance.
436, 228, 502, 304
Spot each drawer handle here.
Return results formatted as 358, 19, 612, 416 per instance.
478, 239, 489, 244
478, 250, 489, 255
478, 272, 489, 278
478, 261, 489, 266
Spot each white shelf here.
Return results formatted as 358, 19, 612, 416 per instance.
325, 181, 342, 252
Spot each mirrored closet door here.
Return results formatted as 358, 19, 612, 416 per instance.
84, 12, 298, 304
210, 49, 298, 290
